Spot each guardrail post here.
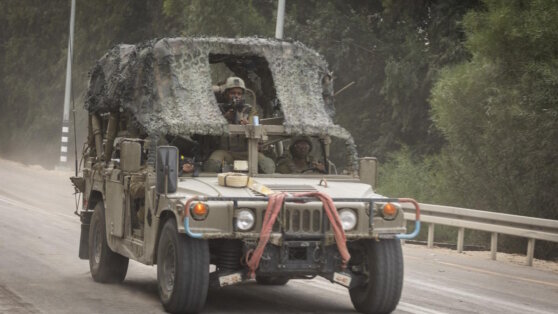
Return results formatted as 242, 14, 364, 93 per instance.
427, 223, 435, 248
457, 227, 465, 253
526, 238, 535, 266
490, 232, 498, 260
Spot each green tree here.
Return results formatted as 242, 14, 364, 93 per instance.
162, 0, 274, 37
431, 0, 558, 220
0, 1, 69, 164
285, 0, 478, 159
0, 0, 173, 167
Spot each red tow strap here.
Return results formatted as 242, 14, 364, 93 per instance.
246, 192, 351, 278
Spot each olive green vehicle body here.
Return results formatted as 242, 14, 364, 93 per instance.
80, 125, 406, 266
75, 37, 410, 313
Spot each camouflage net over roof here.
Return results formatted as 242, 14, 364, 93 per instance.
85, 37, 351, 140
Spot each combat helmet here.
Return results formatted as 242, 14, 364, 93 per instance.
289, 136, 313, 155
224, 77, 246, 91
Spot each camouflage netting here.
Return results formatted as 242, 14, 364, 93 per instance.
85, 37, 352, 140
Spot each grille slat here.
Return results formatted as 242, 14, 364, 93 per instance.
260, 184, 322, 233
302, 211, 310, 232
312, 210, 320, 232
292, 210, 300, 231
283, 208, 323, 234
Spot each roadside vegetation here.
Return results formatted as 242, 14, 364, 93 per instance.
1, 0, 556, 258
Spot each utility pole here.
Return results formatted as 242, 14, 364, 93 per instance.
275, 0, 285, 39
58, 0, 76, 170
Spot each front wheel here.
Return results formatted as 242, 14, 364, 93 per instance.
349, 239, 403, 314
157, 218, 209, 314
88, 201, 129, 283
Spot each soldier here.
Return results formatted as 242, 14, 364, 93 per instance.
219, 77, 255, 125
277, 136, 325, 174
204, 77, 275, 173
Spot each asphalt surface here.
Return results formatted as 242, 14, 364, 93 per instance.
0, 159, 557, 314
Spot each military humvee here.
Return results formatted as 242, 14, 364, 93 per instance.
72, 37, 420, 314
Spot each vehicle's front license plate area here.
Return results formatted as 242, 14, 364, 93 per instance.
333, 272, 352, 287
256, 241, 341, 275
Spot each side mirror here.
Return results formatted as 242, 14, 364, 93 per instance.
156, 146, 178, 194
358, 157, 378, 190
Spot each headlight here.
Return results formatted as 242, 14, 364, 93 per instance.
235, 209, 255, 231
339, 209, 357, 231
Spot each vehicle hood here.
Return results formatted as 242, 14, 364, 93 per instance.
177, 176, 383, 199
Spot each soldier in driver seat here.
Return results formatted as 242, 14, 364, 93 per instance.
277, 136, 325, 174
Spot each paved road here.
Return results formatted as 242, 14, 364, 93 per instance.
0, 159, 557, 314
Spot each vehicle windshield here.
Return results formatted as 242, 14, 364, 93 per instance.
169, 131, 351, 176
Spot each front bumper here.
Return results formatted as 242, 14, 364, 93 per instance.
181, 196, 419, 240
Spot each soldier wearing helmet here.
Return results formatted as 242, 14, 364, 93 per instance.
219, 77, 255, 125
277, 136, 325, 174
204, 77, 275, 173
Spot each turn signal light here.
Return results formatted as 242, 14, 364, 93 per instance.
190, 202, 209, 220
382, 203, 397, 217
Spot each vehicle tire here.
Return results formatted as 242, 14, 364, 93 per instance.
88, 201, 129, 283
255, 275, 290, 286
157, 218, 209, 314
349, 239, 403, 314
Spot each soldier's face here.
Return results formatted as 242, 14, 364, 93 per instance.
227, 88, 244, 103
293, 141, 310, 158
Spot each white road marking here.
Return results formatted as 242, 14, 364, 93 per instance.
436, 261, 558, 288
0, 284, 39, 314
0, 195, 75, 220
293, 279, 448, 314
405, 277, 555, 314
397, 302, 448, 314
292, 277, 345, 294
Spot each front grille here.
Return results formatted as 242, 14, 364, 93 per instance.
256, 185, 325, 234
273, 208, 328, 233
287, 208, 321, 232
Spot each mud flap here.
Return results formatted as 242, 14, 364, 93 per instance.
78, 211, 93, 259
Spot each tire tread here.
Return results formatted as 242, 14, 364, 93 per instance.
88, 202, 129, 283
157, 219, 209, 313
349, 239, 403, 314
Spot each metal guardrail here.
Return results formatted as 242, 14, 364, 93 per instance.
401, 203, 558, 266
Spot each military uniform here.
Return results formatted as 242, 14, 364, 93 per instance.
204, 76, 275, 174
277, 155, 321, 174
276, 136, 322, 174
